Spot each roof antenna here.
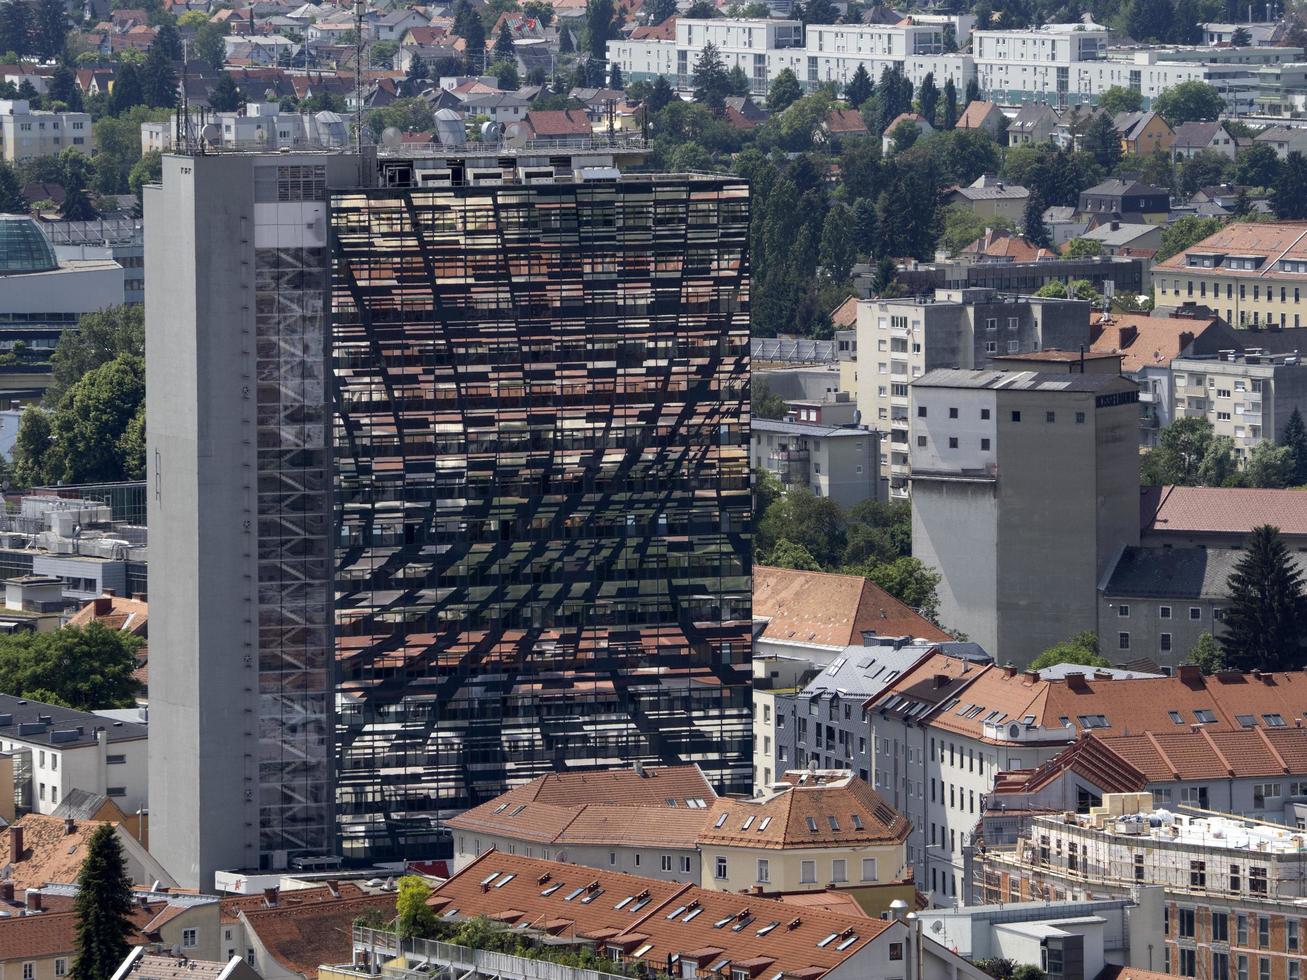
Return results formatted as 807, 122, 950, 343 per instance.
354, 0, 365, 179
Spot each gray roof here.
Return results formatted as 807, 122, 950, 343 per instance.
1082, 222, 1159, 246
753, 418, 873, 439
1101, 544, 1307, 599
51, 788, 112, 820
1171, 120, 1225, 148
798, 641, 991, 700
913, 369, 1134, 392
1229, 327, 1307, 354
1036, 663, 1164, 680
751, 337, 838, 363
0, 693, 145, 749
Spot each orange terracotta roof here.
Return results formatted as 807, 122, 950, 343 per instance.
630, 16, 675, 38
0, 900, 166, 959
1141, 485, 1307, 538
698, 773, 908, 849
993, 734, 1149, 795
1153, 220, 1307, 275
0, 815, 119, 891
824, 109, 867, 134
774, 890, 871, 916
1100, 726, 1307, 780
526, 108, 592, 137
239, 893, 397, 979
521, 764, 716, 807
962, 229, 1057, 262
830, 295, 858, 329
754, 566, 949, 647
956, 101, 999, 129
220, 883, 366, 924
428, 851, 894, 976
66, 593, 148, 636
1089, 314, 1217, 373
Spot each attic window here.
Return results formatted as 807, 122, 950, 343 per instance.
731, 914, 754, 932
542, 883, 564, 896
481, 873, 500, 886
666, 906, 688, 919
634, 944, 654, 958
884, 671, 899, 681
1194, 709, 1216, 724
443, 908, 460, 918
955, 702, 973, 716
493, 803, 509, 813
850, 814, 863, 831
742, 816, 755, 830
827, 816, 841, 831
1021, 715, 1035, 726
758, 817, 771, 831
757, 921, 780, 936
580, 888, 605, 904
708, 960, 732, 973
510, 804, 527, 816
836, 935, 859, 950
714, 915, 735, 928
1237, 714, 1256, 728
715, 814, 728, 828
806, 817, 819, 832
684, 908, 703, 922
1168, 711, 1183, 724
667, 798, 677, 807
1077, 714, 1109, 729
630, 896, 652, 912
564, 887, 586, 901
1265, 714, 1286, 727
494, 874, 516, 887
817, 933, 839, 948
615, 896, 635, 909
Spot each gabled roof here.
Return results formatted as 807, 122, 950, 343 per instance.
824, 108, 867, 134
698, 772, 909, 849
956, 100, 1000, 129
1101, 544, 1307, 600
67, 592, 148, 636
1112, 111, 1169, 141
830, 295, 858, 329
1088, 312, 1216, 372
882, 111, 929, 136
0, 815, 120, 891
241, 894, 397, 979
427, 851, 896, 977
1140, 485, 1307, 538
525, 108, 591, 137
1100, 726, 1307, 781
630, 16, 675, 38
994, 734, 1148, 796
754, 566, 950, 647
1010, 102, 1058, 130
1171, 120, 1226, 148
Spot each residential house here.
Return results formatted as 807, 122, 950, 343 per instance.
1078, 218, 1162, 256
750, 417, 880, 508
955, 100, 1004, 137
0, 100, 92, 163
1170, 348, 1307, 454
0, 813, 174, 892
881, 112, 932, 154
945, 174, 1030, 225
1042, 205, 1090, 245
1052, 104, 1108, 151
819, 108, 869, 144
1112, 111, 1173, 157
238, 892, 397, 979
113, 951, 263, 980
1006, 102, 1058, 146
959, 229, 1057, 263
1077, 178, 1170, 223
724, 95, 767, 129
519, 108, 592, 143
1170, 120, 1238, 159
371, 8, 429, 41
1253, 124, 1307, 158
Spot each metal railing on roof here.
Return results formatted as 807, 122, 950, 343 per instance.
379, 134, 649, 157
351, 927, 641, 980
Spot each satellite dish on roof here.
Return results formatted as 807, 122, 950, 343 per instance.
481, 120, 502, 142
201, 123, 221, 146
380, 126, 403, 147
504, 122, 529, 148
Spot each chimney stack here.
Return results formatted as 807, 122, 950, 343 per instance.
64, 818, 75, 836
25, 889, 41, 912
9, 826, 23, 865
1177, 664, 1202, 684
1, 881, 14, 903
263, 886, 279, 906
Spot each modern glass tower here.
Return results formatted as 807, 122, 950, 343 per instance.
330, 170, 754, 860
147, 148, 752, 881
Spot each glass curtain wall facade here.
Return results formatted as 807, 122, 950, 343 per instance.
329, 174, 753, 861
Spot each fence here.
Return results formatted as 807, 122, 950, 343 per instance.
352, 927, 638, 980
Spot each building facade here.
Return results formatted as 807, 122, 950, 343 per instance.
147, 149, 753, 884
909, 369, 1140, 663
751, 418, 879, 508
0, 100, 91, 162
1170, 350, 1307, 457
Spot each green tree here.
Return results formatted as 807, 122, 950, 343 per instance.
209, 71, 242, 111
818, 204, 856, 282
47, 305, 145, 407
942, 77, 957, 129
647, 74, 674, 113
0, 160, 25, 213
1280, 407, 1307, 485
768, 538, 823, 571
727, 64, 751, 98
494, 21, 516, 59
1023, 193, 1051, 248
1178, 149, 1232, 197
1221, 525, 1307, 671
1126, 0, 1171, 42
1188, 631, 1224, 674
917, 72, 938, 127
193, 19, 228, 68
109, 62, 144, 116
1083, 111, 1122, 170
757, 486, 845, 567
128, 150, 161, 210
1028, 631, 1110, 672
1273, 151, 1307, 220
584, 0, 614, 60
1230, 25, 1252, 46
692, 42, 730, 110
753, 466, 782, 520
871, 255, 898, 295
753, 378, 787, 419
11, 406, 52, 487
0, 0, 31, 56
42, 355, 146, 484
58, 149, 97, 222
1245, 441, 1296, 488
406, 54, 429, 83
1236, 141, 1281, 190
768, 68, 801, 112
1141, 418, 1222, 485
1153, 80, 1225, 126
889, 118, 920, 153
645, 0, 677, 23
800, 0, 837, 24
70, 824, 136, 980
1157, 214, 1225, 263
0, 622, 141, 709
844, 64, 872, 109
153, 19, 182, 60
48, 64, 82, 112
396, 876, 436, 939
1033, 281, 1068, 298
1098, 85, 1143, 114
141, 41, 178, 107
861, 557, 941, 624
939, 204, 1007, 255
494, 60, 520, 90
1063, 237, 1102, 259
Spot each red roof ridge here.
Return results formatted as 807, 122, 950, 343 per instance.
1196, 726, 1234, 776
1142, 730, 1178, 779
1253, 723, 1290, 774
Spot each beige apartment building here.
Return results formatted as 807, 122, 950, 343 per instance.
0, 100, 91, 162
1169, 348, 1307, 455
1153, 219, 1307, 328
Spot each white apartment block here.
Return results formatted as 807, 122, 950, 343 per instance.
610, 18, 1301, 114
0, 100, 91, 162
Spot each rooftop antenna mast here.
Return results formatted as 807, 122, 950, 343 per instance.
354, 0, 365, 164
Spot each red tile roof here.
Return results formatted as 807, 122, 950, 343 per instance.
754, 566, 949, 647
956, 101, 1000, 130
66, 593, 148, 636
240, 893, 397, 979
1089, 314, 1217, 373
1141, 485, 1307, 538
525, 109, 592, 137
1153, 221, 1307, 275
962, 229, 1057, 263
993, 734, 1149, 796
522, 764, 716, 807
1100, 726, 1307, 780
630, 16, 675, 38
830, 295, 858, 329
824, 109, 867, 134
427, 851, 895, 977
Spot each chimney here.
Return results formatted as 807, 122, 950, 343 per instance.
327, 879, 341, 898
0, 881, 13, 903
1002, 664, 1018, 678
92, 596, 111, 616
9, 826, 22, 864
25, 889, 41, 912
933, 673, 951, 689
1066, 673, 1090, 692
101, 589, 115, 598
64, 818, 75, 836
633, 760, 645, 777
1177, 664, 1203, 684
263, 886, 279, 906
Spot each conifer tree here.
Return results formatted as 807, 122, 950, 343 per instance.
1221, 525, 1307, 672
1281, 407, 1307, 485
70, 825, 135, 980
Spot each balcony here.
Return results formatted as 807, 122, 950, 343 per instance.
767, 448, 810, 486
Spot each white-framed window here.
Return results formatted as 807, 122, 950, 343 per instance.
661, 854, 672, 871
23, 965, 33, 980
757, 859, 769, 882
715, 856, 727, 879
861, 857, 877, 881
55, 960, 67, 978
183, 928, 198, 948
831, 859, 847, 882
800, 860, 816, 883
680, 856, 692, 873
